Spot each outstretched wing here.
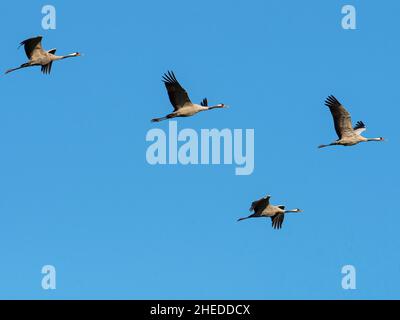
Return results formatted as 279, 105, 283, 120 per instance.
353, 121, 366, 135
19, 36, 45, 60
42, 49, 57, 73
200, 98, 208, 106
271, 213, 284, 229
324, 95, 355, 139
41, 62, 53, 75
250, 196, 270, 213
162, 71, 192, 110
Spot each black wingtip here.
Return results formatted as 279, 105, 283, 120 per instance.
162, 70, 177, 84
354, 121, 365, 130
324, 95, 341, 108
41, 64, 50, 75
272, 221, 282, 230
200, 98, 208, 107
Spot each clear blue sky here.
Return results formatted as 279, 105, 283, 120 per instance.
0, 0, 399, 299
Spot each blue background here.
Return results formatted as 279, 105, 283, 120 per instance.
0, 0, 398, 299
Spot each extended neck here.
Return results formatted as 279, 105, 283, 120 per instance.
207, 105, 224, 110
198, 105, 222, 112
284, 209, 300, 213
367, 137, 383, 142
54, 53, 79, 60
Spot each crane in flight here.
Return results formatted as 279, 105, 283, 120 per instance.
5, 36, 81, 75
237, 195, 302, 229
151, 71, 228, 122
318, 95, 384, 148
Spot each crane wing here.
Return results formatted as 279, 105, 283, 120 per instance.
353, 121, 366, 135
324, 95, 355, 139
42, 49, 57, 74
250, 196, 270, 213
19, 36, 46, 60
271, 213, 284, 229
162, 71, 192, 110
41, 62, 53, 75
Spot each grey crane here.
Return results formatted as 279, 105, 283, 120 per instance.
151, 71, 227, 122
318, 95, 384, 148
5, 36, 81, 75
237, 195, 302, 229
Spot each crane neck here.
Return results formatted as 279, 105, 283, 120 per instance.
207, 105, 224, 110
53, 53, 79, 60
284, 209, 301, 213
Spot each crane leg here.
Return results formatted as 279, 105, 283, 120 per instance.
5, 63, 30, 75
151, 113, 177, 122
